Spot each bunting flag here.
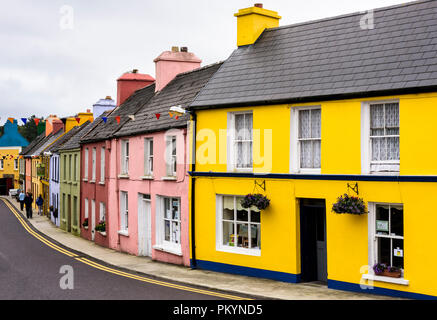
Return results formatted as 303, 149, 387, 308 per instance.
21, 118, 27, 124
34, 118, 40, 126
115, 116, 120, 124
175, 115, 179, 120
128, 115, 135, 121
8, 117, 14, 123
155, 113, 161, 119
169, 112, 173, 118
102, 117, 107, 123
75, 117, 81, 123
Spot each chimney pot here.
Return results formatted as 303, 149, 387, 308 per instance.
105, 96, 112, 100
132, 69, 138, 73
86, 109, 91, 113
171, 46, 179, 52
254, 3, 263, 8
180, 47, 188, 52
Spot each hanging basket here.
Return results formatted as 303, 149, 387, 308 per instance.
332, 194, 367, 215
241, 194, 270, 210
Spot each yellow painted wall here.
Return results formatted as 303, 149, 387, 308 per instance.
0, 147, 21, 189
192, 92, 437, 297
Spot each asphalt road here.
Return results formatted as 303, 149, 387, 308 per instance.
0, 199, 247, 300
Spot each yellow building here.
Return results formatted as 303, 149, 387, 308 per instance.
0, 119, 29, 194
188, 2, 437, 299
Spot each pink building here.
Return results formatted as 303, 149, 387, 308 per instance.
109, 58, 222, 266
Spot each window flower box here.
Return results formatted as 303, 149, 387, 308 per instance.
95, 220, 106, 232
241, 194, 270, 210
332, 194, 367, 215
82, 218, 88, 228
373, 263, 402, 278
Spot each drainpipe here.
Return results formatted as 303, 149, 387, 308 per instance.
189, 111, 197, 269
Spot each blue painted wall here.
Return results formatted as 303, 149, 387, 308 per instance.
0, 120, 29, 147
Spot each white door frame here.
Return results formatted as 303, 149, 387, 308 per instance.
91, 199, 96, 241
138, 194, 152, 257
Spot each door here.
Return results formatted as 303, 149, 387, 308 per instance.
138, 194, 152, 257
299, 198, 327, 283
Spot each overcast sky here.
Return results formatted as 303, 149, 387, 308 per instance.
0, 0, 408, 123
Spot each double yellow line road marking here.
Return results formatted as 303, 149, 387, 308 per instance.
1, 198, 249, 300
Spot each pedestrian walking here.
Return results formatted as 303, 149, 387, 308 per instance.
36, 194, 44, 216
24, 192, 33, 219
18, 190, 25, 211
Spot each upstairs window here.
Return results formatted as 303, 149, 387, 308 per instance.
121, 140, 129, 175
290, 106, 321, 173
100, 147, 105, 183
165, 136, 177, 177
228, 112, 253, 171
91, 147, 96, 181
362, 101, 399, 174
144, 138, 153, 176
84, 148, 89, 180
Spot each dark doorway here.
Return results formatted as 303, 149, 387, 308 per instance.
299, 198, 327, 283
0, 178, 13, 195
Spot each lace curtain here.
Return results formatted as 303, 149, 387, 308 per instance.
235, 113, 253, 168
299, 109, 321, 168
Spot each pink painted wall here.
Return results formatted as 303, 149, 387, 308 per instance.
25, 158, 32, 192
107, 128, 190, 266
80, 141, 109, 249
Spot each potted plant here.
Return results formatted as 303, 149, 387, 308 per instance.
95, 220, 106, 232
241, 194, 270, 210
372, 263, 402, 278
82, 218, 89, 228
332, 194, 367, 215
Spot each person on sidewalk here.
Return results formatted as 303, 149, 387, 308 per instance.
19, 190, 25, 211
24, 192, 33, 219
36, 194, 44, 216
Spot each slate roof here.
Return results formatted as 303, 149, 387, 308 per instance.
32, 130, 64, 156
80, 84, 156, 144
114, 62, 223, 137
191, 0, 437, 109
20, 132, 47, 157
59, 120, 96, 151
44, 126, 82, 154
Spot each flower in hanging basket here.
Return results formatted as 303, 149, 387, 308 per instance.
241, 194, 270, 210
332, 194, 367, 215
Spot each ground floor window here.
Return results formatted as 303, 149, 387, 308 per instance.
155, 196, 181, 254
369, 203, 404, 273
217, 195, 261, 255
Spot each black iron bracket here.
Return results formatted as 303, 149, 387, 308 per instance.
347, 182, 359, 196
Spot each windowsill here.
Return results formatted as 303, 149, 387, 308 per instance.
118, 174, 129, 179
153, 245, 182, 256
99, 181, 105, 185
367, 171, 400, 176
89, 180, 95, 184
141, 175, 154, 180
217, 245, 261, 257
83, 178, 88, 182
230, 168, 253, 174
98, 231, 107, 236
295, 169, 321, 175
362, 273, 409, 286
118, 230, 129, 237
72, 182, 78, 185
83, 226, 89, 230
161, 176, 177, 181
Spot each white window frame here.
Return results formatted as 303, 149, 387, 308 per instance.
363, 202, 409, 285
154, 196, 182, 255
216, 194, 261, 256
91, 147, 96, 182
144, 138, 153, 176
0, 159, 3, 170
165, 136, 177, 177
290, 106, 322, 174
99, 202, 106, 222
119, 191, 129, 234
121, 140, 129, 175
361, 99, 400, 175
14, 159, 18, 170
227, 111, 253, 172
84, 198, 89, 219
84, 148, 89, 180
100, 147, 105, 183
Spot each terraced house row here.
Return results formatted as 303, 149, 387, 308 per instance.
17, 1, 437, 299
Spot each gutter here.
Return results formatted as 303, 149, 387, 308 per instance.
189, 111, 197, 269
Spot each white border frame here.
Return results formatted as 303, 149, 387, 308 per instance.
215, 194, 261, 257
290, 105, 322, 174
361, 99, 400, 175
227, 111, 254, 173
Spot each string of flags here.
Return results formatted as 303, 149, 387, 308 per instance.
2, 110, 187, 127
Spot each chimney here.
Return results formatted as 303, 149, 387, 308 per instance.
45, 115, 63, 136
92, 96, 117, 119
116, 69, 155, 106
234, 3, 281, 47
65, 109, 94, 132
154, 46, 202, 92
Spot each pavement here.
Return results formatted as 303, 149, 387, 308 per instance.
2, 195, 402, 300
